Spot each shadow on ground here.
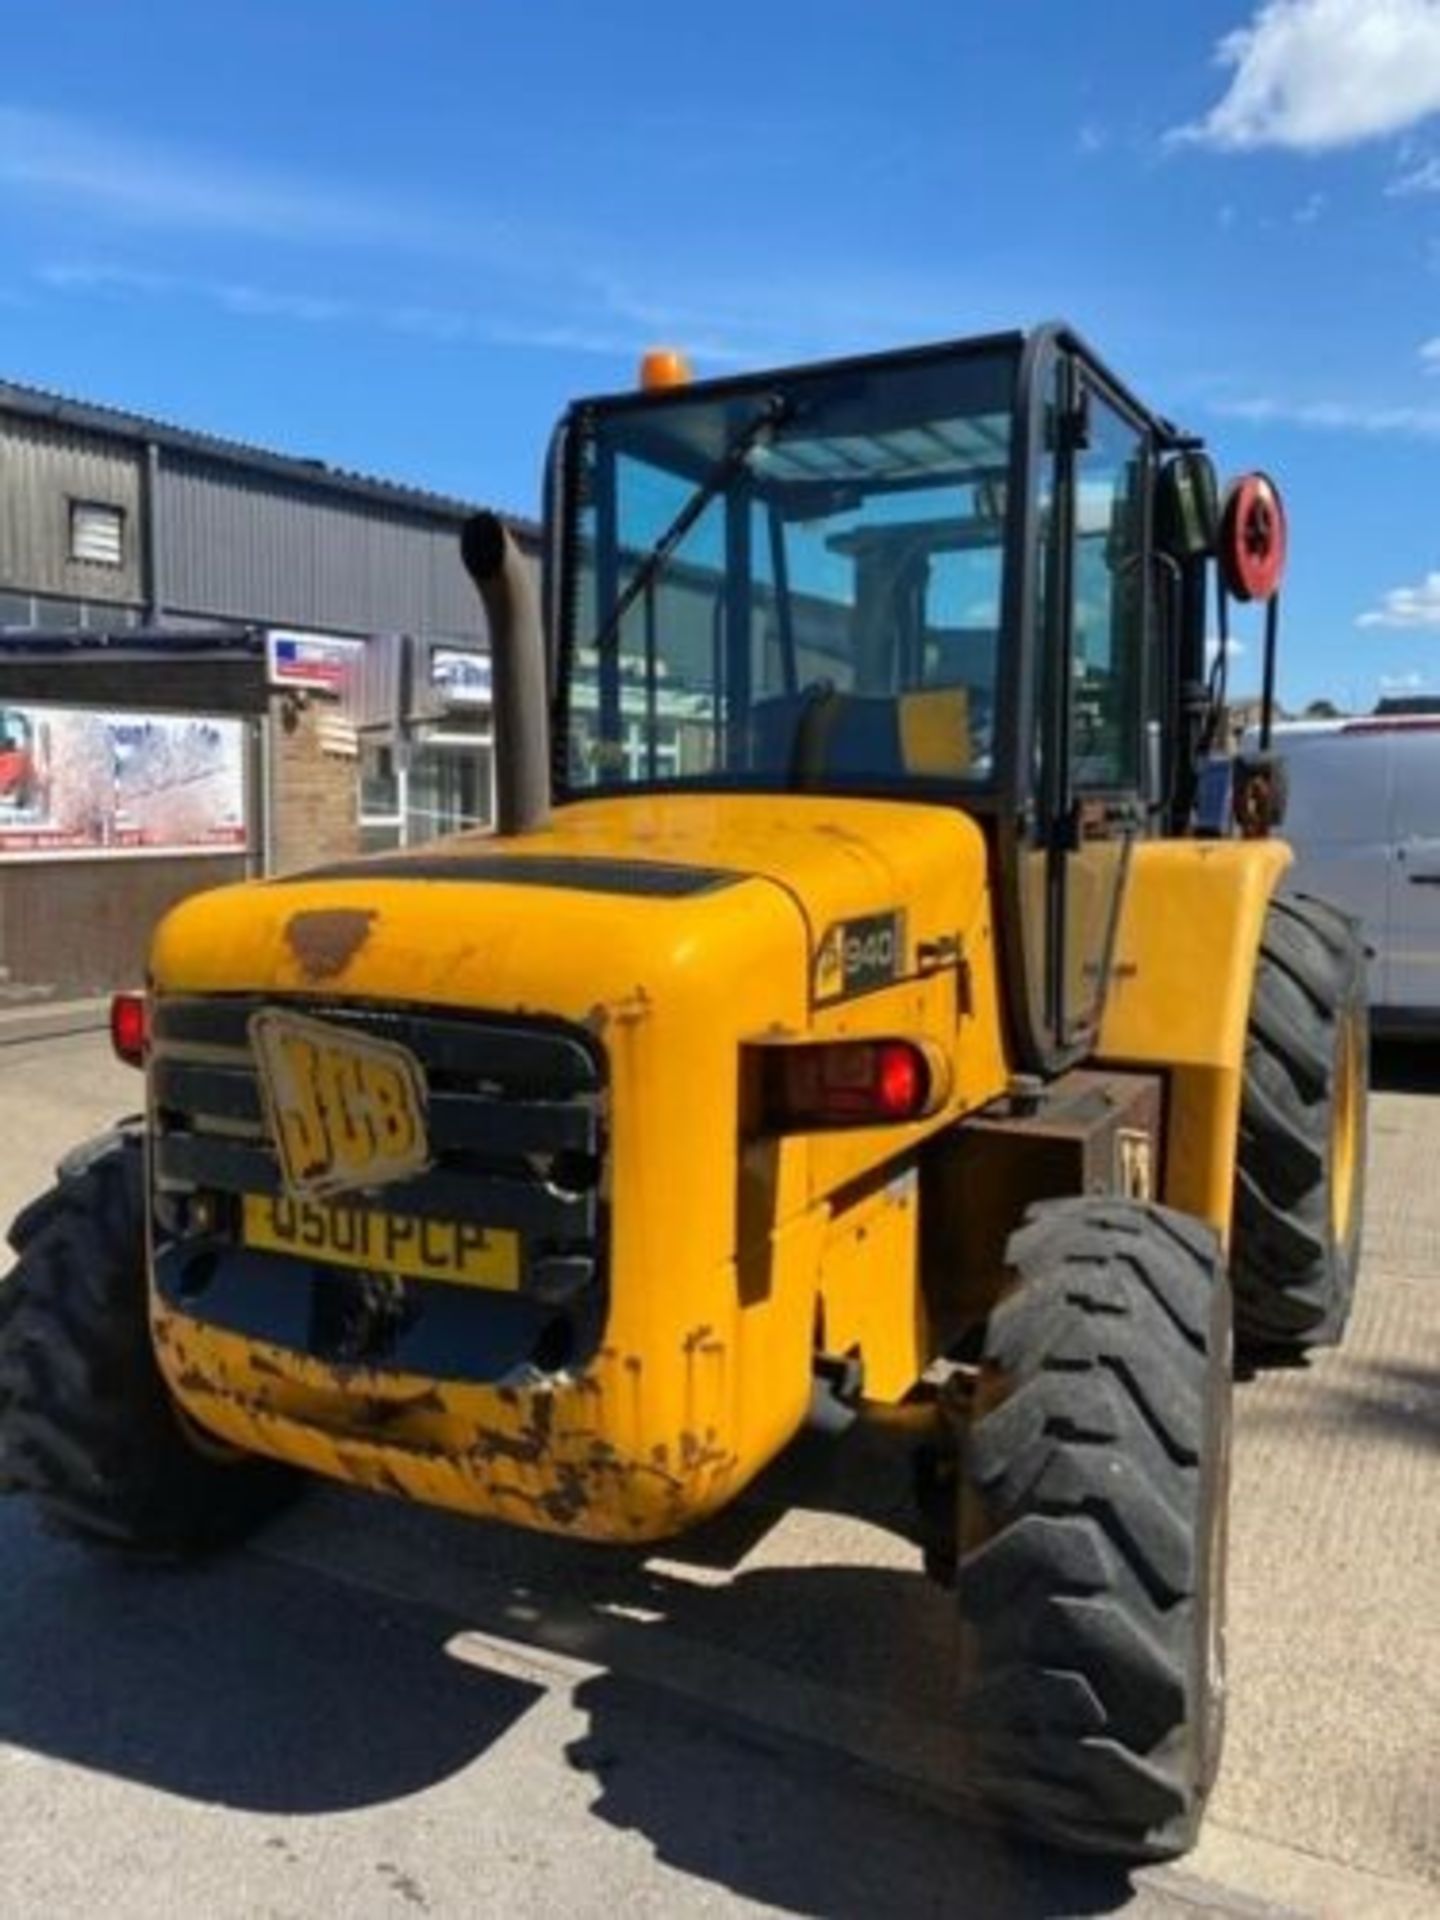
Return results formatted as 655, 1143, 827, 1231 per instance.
1370, 1035, 1440, 1095
0, 1504, 543, 1813
560, 1575, 1137, 1920
1237, 1355, 1440, 1451
0, 1420, 1150, 1919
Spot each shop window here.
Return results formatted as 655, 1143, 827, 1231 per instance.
406, 740, 493, 846
359, 735, 496, 851
359, 740, 404, 850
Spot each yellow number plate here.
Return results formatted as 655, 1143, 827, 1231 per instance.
242, 1194, 520, 1291
250, 1008, 429, 1199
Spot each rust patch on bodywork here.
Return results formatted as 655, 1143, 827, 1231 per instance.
158, 1309, 748, 1542
284, 908, 377, 980
471, 1391, 555, 1467
682, 1323, 724, 1357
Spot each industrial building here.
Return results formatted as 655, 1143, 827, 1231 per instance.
0, 377, 533, 997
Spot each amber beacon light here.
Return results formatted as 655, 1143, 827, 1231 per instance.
639, 346, 694, 390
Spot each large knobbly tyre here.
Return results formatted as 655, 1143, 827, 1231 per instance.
0, 1128, 296, 1554
956, 1198, 1231, 1861
1231, 892, 1368, 1356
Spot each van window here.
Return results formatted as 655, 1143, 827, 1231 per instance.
1386, 729, 1440, 841
1282, 732, 1389, 846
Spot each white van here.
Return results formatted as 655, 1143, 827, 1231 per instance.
1261, 717, 1440, 1031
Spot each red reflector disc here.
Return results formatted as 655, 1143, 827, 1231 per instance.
110, 991, 148, 1067
1219, 472, 1287, 603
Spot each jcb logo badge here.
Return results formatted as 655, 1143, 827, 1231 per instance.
1117, 1129, 1154, 1201
813, 911, 905, 1003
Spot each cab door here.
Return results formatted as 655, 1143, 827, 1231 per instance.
1032, 359, 1151, 1056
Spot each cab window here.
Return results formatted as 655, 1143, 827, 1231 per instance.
1071, 394, 1147, 791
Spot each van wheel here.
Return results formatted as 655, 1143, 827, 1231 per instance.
1231, 893, 1368, 1357
955, 1198, 1231, 1860
0, 1128, 298, 1554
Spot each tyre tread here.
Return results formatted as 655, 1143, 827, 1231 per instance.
0, 1132, 295, 1554
1231, 893, 1367, 1352
957, 1196, 1230, 1860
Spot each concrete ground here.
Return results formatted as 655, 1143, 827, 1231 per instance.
0, 1030, 1435, 1919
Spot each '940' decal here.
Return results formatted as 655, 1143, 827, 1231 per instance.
813, 911, 906, 1003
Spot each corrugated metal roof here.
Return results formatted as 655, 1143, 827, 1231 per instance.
0, 374, 542, 540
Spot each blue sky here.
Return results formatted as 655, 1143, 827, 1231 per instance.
4, 0, 1440, 708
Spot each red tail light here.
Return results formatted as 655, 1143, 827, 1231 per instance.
110, 991, 148, 1068
751, 1037, 948, 1133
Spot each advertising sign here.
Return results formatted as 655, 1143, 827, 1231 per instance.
430, 646, 490, 708
0, 705, 248, 860
267, 630, 363, 693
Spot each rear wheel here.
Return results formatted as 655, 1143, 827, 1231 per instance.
955, 1197, 1231, 1860
1231, 893, 1368, 1357
0, 1128, 297, 1554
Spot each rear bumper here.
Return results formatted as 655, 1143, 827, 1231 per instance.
153, 1221, 821, 1541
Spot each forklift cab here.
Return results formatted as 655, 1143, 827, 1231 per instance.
546, 322, 1203, 1072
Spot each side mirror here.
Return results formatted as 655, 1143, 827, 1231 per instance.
1156, 451, 1221, 562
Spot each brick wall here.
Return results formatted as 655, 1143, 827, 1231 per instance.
269, 693, 360, 875
0, 854, 248, 998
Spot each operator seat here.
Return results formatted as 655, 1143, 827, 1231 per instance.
750, 685, 973, 784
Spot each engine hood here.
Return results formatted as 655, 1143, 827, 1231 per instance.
150, 793, 993, 1037
271, 793, 991, 1001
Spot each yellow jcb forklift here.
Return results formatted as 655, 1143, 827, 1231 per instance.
0, 324, 1367, 1859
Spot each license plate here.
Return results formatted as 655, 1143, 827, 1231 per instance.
250, 1007, 429, 1199
242, 1193, 520, 1290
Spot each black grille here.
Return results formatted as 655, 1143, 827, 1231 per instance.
290, 854, 741, 897
148, 994, 608, 1383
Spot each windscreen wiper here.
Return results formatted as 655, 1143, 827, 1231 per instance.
590, 391, 791, 658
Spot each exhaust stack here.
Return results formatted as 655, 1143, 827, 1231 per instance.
460, 513, 552, 837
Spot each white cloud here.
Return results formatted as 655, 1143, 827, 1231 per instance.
216, 283, 349, 326
1294, 190, 1327, 222
37, 259, 473, 342
39, 261, 169, 296
1172, 0, 1440, 153
1357, 572, 1440, 626
1212, 393, 1440, 437
39, 247, 960, 373
1379, 668, 1432, 688
40, 261, 348, 323
1207, 636, 1248, 662
1388, 152, 1440, 190
0, 106, 473, 253
33, 258, 758, 365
